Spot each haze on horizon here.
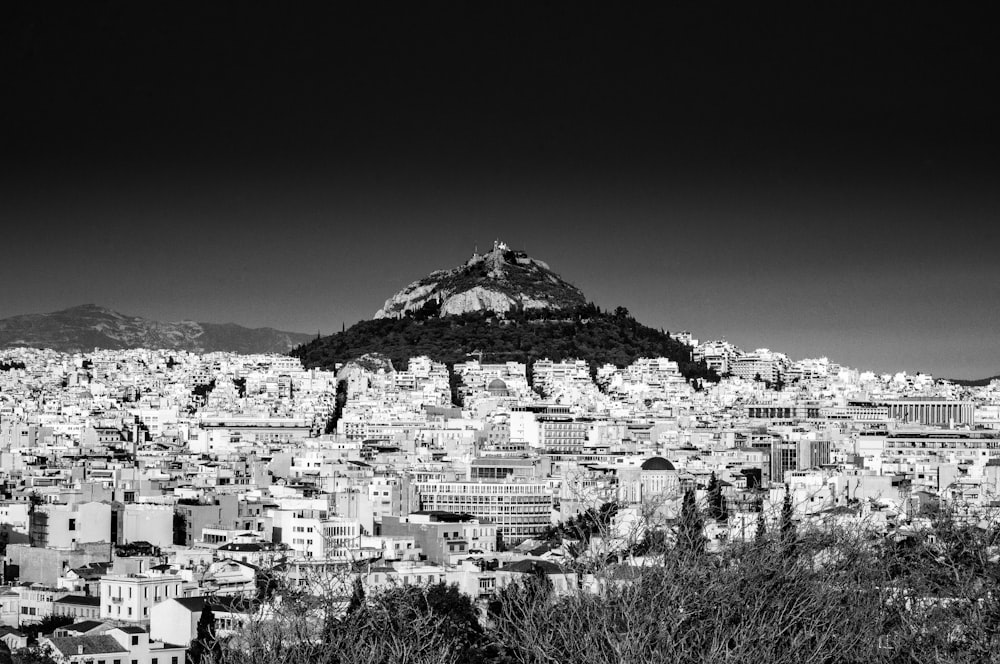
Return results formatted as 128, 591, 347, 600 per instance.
1, 5, 997, 379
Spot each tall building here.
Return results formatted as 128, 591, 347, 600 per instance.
771, 438, 832, 484
414, 480, 551, 545
538, 417, 591, 454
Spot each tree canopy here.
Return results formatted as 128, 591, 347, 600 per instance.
292, 305, 718, 383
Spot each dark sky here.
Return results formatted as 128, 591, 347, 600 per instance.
2, 4, 998, 378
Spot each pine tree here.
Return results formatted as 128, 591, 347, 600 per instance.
707, 472, 728, 522
755, 509, 767, 543
676, 488, 706, 556
346, 576, 366, 615
780, 488, 796, 553
188, 604, 220, 664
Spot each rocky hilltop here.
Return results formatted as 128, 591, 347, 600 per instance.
374, 241, 586, 319
294, 243, 717, 383
0, 304, 313, 354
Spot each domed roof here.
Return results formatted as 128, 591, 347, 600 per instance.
641, 456, 675, 471
487, 378, 508, 390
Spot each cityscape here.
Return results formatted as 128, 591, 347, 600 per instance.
4, 4, 998, 664
2, 242, 1000, 663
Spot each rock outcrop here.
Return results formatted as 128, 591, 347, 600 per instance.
374, 242, 585, 319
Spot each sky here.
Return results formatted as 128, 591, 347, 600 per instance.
2, 4, 998, 378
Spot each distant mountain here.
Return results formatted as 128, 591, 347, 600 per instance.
296, 243, 716, 383
945, 375, 1000, 387
0, 304, 313, 354
374, 241, 586, 319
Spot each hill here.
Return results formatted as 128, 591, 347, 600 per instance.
293, 304, 717, 382
0, 304, 312, 354
374, 241, 586, 318
945, 375, 1000, 387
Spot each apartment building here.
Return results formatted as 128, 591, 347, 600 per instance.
414, 480, 551, 544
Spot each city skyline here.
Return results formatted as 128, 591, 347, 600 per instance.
2, 5, 997, 378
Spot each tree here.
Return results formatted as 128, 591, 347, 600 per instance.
192, 380, 216, 400
27, 491, 43, 513
8, 645, 58, 664
346, 576, 365, 615
706, 472, 727, 522
188, 605, 221, 664
780, 488, 796, 553
422, 581, 484, 653
447, 367, 464, 407
676, 488, 706, 557
20, 615, 74, 640
173, 510, 188, 546
755, 509, 767, 543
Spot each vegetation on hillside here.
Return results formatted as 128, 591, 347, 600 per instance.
292, 304, 718, 383
946, 375, 1000, 387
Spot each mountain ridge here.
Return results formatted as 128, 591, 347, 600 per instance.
0, 304, 312, 354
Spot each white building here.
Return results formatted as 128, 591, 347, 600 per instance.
42, 625, 186, 664
31, 502, 111, 549
414, 480, 551, 545
99, 570, 185, 625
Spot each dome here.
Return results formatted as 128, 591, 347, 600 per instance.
487, 378, 507, 390
640, 456, 675, 471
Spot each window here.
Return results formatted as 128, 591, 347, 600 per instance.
132, 636, 139, 646
172, 658, 179, 664
69, 518, 76, 531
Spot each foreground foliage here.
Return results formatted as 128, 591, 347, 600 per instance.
212, 510, 1000, 664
